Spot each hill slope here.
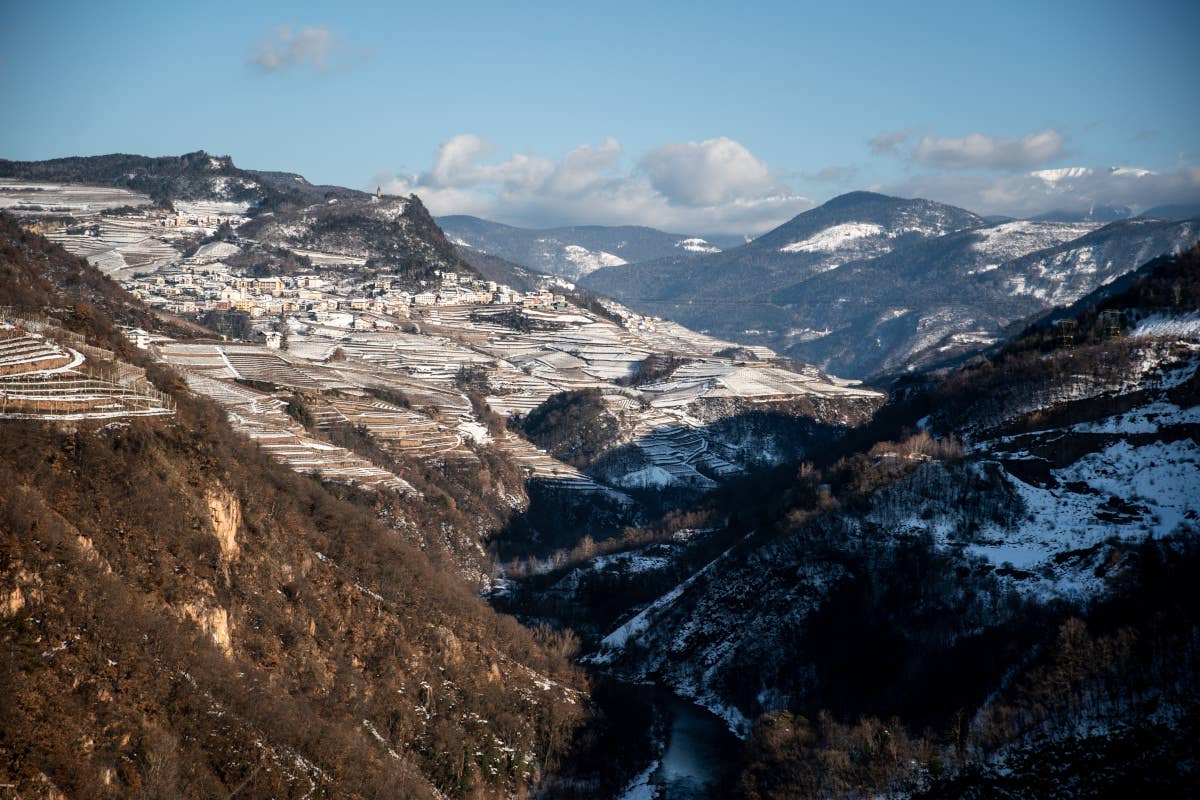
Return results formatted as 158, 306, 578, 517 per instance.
0, 215, 582, 799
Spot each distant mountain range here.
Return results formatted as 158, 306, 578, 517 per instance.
580, 191, 1200, 378
436, 215, 742, 280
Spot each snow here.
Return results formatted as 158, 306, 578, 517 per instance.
780, 222, 885, 253
1133, 312, 1200, 340
457, 420, 492, 444
561, 244, 627, 273
192, 241, 242, 261
1032, 167, 1093, 183
617, 762, 659, 800
587, 550, 673, 576
675, 237, 721, 254
973, 436, 1200, 597
968, 221, 1100, 266
173, 199, 252, 217
1071, 401, 1200, 434
613, 466, 676, 489
1111, 166, 1153, 178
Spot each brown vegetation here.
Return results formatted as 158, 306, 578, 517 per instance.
0, 217, 586, 798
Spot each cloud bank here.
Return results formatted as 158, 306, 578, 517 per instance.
379, 135, 813, 235
865, 125, 1199, 218
871, 127, 1067, 170
877, 165, 1200, 218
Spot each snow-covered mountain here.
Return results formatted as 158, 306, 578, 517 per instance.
582, 192, 1200, 378
994, 218, 1200, 305
436, 215, 737, 280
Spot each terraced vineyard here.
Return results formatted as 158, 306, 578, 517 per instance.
181, 371, 416, 494
0, 316, 173, 420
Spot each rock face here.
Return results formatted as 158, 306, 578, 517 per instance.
206, 486, 242, 561
180, 600, 233, 657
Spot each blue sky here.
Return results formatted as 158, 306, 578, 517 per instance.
2, 0, 1198, 233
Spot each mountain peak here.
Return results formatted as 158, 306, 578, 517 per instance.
820, 190, 898, 208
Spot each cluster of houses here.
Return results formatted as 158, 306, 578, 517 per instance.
124, 259, 571, 323
157, 214, 238, 228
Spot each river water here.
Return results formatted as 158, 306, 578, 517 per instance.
630, 689, 742, 799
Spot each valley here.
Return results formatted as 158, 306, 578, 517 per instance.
0, 151, 1197, 800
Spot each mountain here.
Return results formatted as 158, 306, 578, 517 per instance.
240, 193, 477, 282
1031, 204, 1133, 223
581, 191, 984, 303
0, 151, 274, 207
246, 169, 370, 202
772, 216, 1200, 377
0, 151, 482, 287
581, 192, 1200, 379
1143, 202, 1200, 221
506, 244, 1200, 796
436, 215, 739, 280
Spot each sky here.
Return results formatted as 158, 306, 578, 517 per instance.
2, 0, 1199, 235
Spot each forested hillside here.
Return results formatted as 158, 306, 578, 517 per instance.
510, 245, 1200, 798
0, 217, 584, 799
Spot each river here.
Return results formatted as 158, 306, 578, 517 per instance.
619, 687, 742, 799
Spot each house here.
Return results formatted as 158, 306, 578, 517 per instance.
265, 331, 283, 350
125, 328, 150, 349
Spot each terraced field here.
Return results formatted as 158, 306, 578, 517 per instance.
182, 371, 416, 494
0, 319, 173, 420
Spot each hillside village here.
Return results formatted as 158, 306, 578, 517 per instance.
1, 178, 882, 511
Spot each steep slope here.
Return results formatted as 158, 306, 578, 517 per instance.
241, 193, 478, 284
990, 217, 1200, 305
437, 215, 736, 280
1144, 202, 1200, 221
0, 217, 584, 799
455, 245, 545, 293
773, 217, 1200, 378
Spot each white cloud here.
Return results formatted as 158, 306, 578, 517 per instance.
913, 129, 1066, 170
639, 137, 773, 206
249, 25, 368, 73
877, 165, 1200, 218
379, 134, 811, 234
870, 127, 1067, 170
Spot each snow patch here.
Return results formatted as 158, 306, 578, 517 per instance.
780, 222, 885, 253
675, 237, 721, 254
